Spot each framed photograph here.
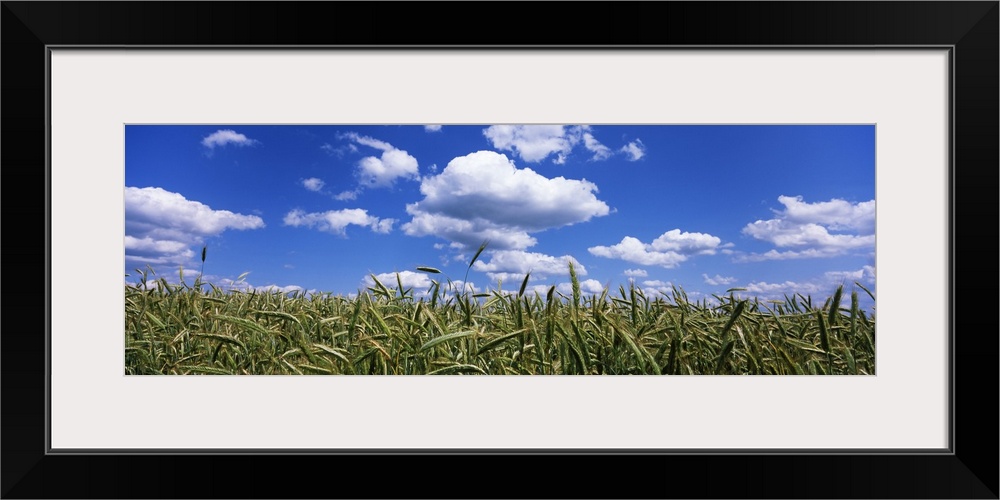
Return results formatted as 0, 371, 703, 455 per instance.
4, 2, 996, 498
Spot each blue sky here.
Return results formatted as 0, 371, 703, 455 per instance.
125, 124, 875, 309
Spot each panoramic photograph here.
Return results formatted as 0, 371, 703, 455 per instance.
125, 124, 875, 375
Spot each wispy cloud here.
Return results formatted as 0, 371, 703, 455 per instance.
582, 132, 612, 161
424, 125, 443, 132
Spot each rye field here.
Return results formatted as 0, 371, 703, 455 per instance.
124, 261, 875, 376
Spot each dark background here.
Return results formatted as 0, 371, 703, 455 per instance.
3, 2, 997, 498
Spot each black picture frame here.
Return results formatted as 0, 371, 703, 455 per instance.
3, 2, 997, 498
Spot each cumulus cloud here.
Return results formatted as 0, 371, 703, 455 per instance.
201, 129, 258, 149
402, 150, 611, 250
740, 195, 875, 261
778, 195, 875, 231
424, 125, 443, 132
588, 229, 724, 268
483, 125, 580, 163
703, 274, 737, 286
302, 177, 325, 192
623, 268, 648, 278
283, 208, 396, 236
341, 132, 419, 188
620, 139, 645, 161
743, 221, 874, 249
125, 186, 265, 267
472, 250, 585, 283
124, 235, 195, 266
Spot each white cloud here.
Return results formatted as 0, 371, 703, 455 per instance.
557, 279, 605, 296
639, 279, 673, 297
744, 280, 823, 295
255, 284, 305, 294
201, 129, 258, 149
642, 279, 670, 288
589, 237, 686, 267
341, 132, 420, 188
302, 177, 325, 192
735, 248, 843, 262
623, 268, 648, 278
363, 270, 434, 294
448, 280, 481, 295
825, 265, 876, 284
424, 125, 443, 132
483, 125, 640, 165
125, 186, 264, 268
620, 139, 645, 161
483, 125, 580, 163
472, 250, 585, 282
703, 273, 737, 286
740, 195, 875, 261
582, 132, 612, 161
727, 265, 876, 308
526, 284, 558, 297
186, 275, 317, 297
743, 221, 874, 249
333, 189, 360, 201
588, 229, 723, 268
651, 229, 722, 254
124, 235, 194, 265
357, 150, 419, 187
402, 151, 610, 250
360, 271, 480, 298
404, 212, 537, 250
283, 208, 396, 236
778, 195, 875, 231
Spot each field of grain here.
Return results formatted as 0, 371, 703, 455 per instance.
125, 259, 875, 375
